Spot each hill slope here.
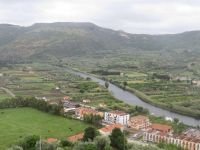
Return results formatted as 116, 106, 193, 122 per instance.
0, 22, 200, 63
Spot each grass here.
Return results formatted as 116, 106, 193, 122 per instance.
0, 108, 90, 149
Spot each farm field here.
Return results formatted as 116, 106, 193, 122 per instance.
99, 70, 200, 118
64, 50, 200, 118
0, 107, 90, 149
0, 63, 137, 112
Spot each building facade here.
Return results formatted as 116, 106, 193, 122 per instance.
129, 115, 151, 130
143, 128, 200, 150
75, 107, 104, 119
104, 111, 130, 126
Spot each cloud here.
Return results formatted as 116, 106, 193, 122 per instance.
0, 0, 200, 34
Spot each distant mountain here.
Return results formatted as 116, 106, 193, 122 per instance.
0, 22, 200, 62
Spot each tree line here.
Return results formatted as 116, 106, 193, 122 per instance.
0, 97, 62, 115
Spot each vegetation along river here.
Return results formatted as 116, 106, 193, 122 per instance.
66, 68, 200, 126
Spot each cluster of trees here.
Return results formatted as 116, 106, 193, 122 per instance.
81, 127, 127, 150
8, 126, 183, 150
78, 82, 98, 93
91, 70, 121, 76
8, 135, 71, 150
127, 105, 149, 116
152, 73, 171, 81
83, 114, 103, 126
0, 97, 62, 115
172, 118, 188, 134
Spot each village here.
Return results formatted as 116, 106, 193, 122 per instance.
46, 96, 200, 150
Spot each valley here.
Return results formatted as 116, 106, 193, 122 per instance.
1, 22, 200, 149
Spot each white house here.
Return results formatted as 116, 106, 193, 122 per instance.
104, 111, 130, 126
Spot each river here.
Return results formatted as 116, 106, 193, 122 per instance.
66, 68, 200, 126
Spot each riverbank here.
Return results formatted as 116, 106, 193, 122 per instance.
108, 80, 200, 120
65, 67, 200, 126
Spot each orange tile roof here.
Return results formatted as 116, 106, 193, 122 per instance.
151, 123, 172, 133
67, 133, 84, 142
99, 124, 123, 133
109, 110, 127, 116
63, 96, 71, 100
78, 108, 99, 115
47, 138, 58, 143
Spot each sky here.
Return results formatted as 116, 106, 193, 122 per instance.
0, 0, 200, 34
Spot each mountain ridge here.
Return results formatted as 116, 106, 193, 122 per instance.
0, 22, 200, 62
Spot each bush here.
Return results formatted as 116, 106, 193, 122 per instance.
60, 139, 72, 147
20, 135, 39, 150
83, 127, 98, 142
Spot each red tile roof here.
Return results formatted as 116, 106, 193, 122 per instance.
67, 133, 84, 142
109, 110, 127, 116
63, 96, 71, 101
151, 123, 172, 133
99, 124, 123, 133
77, 107, 103, 117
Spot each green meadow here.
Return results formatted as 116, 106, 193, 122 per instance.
0, 108, 90, 149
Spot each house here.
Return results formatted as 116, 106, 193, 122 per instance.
48, 100, 58, 105
67, 133, 84, 142
150, 124, 173, 134
99, 103, 107, 108
99, 124, 124, 136
192, 80, 200, 87
75, 107, 104, 119
129, 115, 151, 130
63, 96, 71, 101
47, 138, 58, 143
104, 110, 130, 126
143, 128, 200, 150
82, 99, 91, 103
61, 97, 79, 113
63, 101, 78, 112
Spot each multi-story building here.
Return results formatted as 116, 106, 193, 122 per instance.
129, 115, 151, 130
143, 128, 200, 150
104, 110, 130, 126
75, 107, 104, 119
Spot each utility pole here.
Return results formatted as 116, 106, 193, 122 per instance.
40, 136, 42, 150
124, 132, 125, 150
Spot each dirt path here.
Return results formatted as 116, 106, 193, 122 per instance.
1, 87, 15, 98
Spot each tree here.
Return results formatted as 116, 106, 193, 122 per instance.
174, 118, 179, 124
20, 135, 39, 150
105, 82, 109, 88
83, 114, 102, 126
60, 139, 72, 147
83, 127, 98, 141
94, 136, 111, 150
123, 81, 128, 89
35, 140, 58, 150
80, 89, 85, 93
109, 128, 127, 150
73, 142, 98, 150
135, 106, 143, 113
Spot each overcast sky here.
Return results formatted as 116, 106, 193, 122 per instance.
1, 0, 200, 34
